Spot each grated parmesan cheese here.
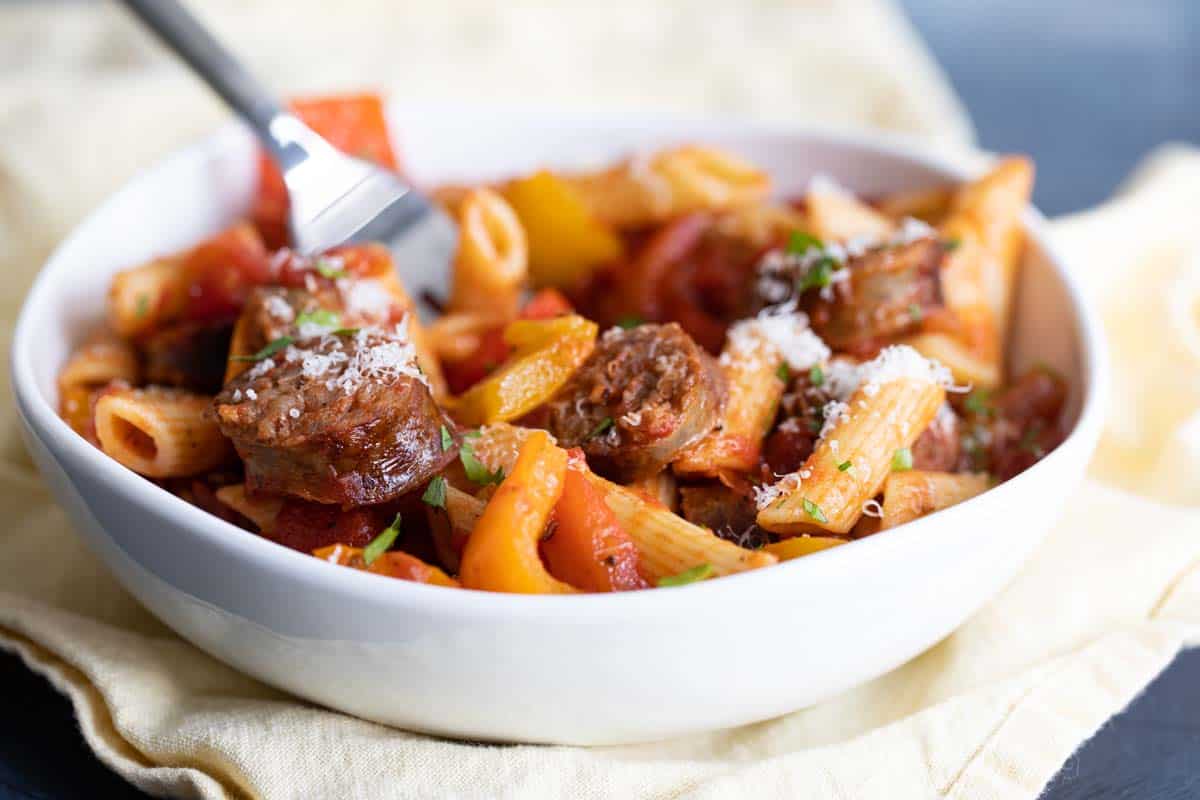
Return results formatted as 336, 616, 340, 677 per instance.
753, 472, 803, 510
337, 277, 395, 318
725, 308, 830, 373
822, 346, 954, 401
819, 400, 851, 439
262, 293, 295, 324
862, 499, 883, 518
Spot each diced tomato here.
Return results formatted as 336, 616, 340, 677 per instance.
251, 94, 401, 248
442, 290, 575, 394
519, 288, 573, 320
540, 449, 647, 592
177, 224, 272, 325
270, 498, 393, 554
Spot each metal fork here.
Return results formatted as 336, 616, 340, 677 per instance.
119, 0, 456, 307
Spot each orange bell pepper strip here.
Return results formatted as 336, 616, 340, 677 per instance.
541, 449, 648, 592
459, 431, 576, 594
314, 543, 459, 587
252, 93, 400, 247
449, 315, 597, 426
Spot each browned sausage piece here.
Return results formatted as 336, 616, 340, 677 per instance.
911, 404, 961, 472
806, 238, 944, 356
141, 321, 234, 394
543, 323, 726, 482
212, 326, 456, 506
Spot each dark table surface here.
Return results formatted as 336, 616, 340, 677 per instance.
3, 1, 1199, 798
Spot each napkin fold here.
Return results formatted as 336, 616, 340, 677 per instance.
2, 2, 1198, 798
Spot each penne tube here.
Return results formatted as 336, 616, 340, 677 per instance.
903, 331, 1001, 389
426, 311, 508, 363
626, 469, 678, 513
448, 188, 528, 319
880, 470, 989, 530
806, 180, 895, 242
94, 387, 232, 478
875, 184, 956, 225
214, 483, 283, 533
673, 322, 786, 477
757, 373, 945, 536
567, 146, 770, 229
58, 331, 140, 393
107, 258, 186, 338
585, 473, 776, 580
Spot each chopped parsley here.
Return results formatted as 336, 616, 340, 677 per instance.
295, 308, 341, 329
589, 417, 615, 439
657, 563, 713, 587
421, 475, 447, 509
786, 231, 824, 255
776, 363, 791, 383
616, 315, 643, 330
964, 389, 993, 417
315, 257, 347, 279
440, 425, 453, 452
809, 365, 825, 387
943, 237, 962, 252
908, 303, 923, 322
837, 459, 855, 474
802, 498, 828, 523
796, 257, 839, 293
891, 447, 913, 472
230, 336, 294, 362
330, 327, 360, 337
460, 432, 505, 486
134, 293, 149, 319
363, 513, 402, 566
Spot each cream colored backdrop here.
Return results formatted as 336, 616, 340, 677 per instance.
1, 2, 1199, 799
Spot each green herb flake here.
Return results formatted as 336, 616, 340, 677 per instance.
796, 257, 838, 292
802, 498, 828, 524
776, 363, 791, 383
908, 303, 923, 322
964, 389, 993, 417
134, 294, 150, 319
363, 513, 402, 566
786, 231, 824, 255
656, 563, 714, 588
440, 425, 453, 452
616, 315, 644, 330
809, 365, 825, 387
837, 459, 855, 474
460, 433, 505, 486
295, 308, 341, 329
230, 336, 294, 362
891, 447, 914, 472
315, 257, 347, 279
589, 417, 615, 439
1020, 420, 1047, 458
330, 328, 360, 337
943, 237, 962, 252
421, 476, 447, 509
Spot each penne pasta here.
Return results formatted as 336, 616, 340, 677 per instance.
586, 472, 776, 580
94, 386, 232, 478
757, 373, 945, 536
214, 483, 284, 533
426, 311, 508, 363
626, 469, 678, 513
806, 180, 895, 242
902, 330, 1001, 389
567, 146, 770, 229
58, 331, 140, 393
880, 470, 989, 530
875, 184, 956, 225
448, 188, 528, 319
107, 258, 185, 338
673, 322, 786, 477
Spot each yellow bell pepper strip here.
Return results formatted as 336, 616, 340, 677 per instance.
449, 314, 597, 426
459, 431, 577, 594
763, 536, 845, 561
502, 170, 623, 288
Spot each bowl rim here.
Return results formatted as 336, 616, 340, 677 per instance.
10, 109, 1109, 620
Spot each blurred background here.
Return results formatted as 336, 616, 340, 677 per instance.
1, 1, 1197, 798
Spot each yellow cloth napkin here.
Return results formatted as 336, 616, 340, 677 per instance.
2, 2, 1198, 798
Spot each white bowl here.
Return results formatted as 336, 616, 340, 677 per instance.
10, 107, 1106, 745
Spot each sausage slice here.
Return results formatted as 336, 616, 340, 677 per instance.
543, 323, 726, 481
212, 325, 455, 506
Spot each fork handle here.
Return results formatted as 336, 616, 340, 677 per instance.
119, 0, 325, 171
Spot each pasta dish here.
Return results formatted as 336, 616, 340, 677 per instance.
57, 94, 1066, 593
